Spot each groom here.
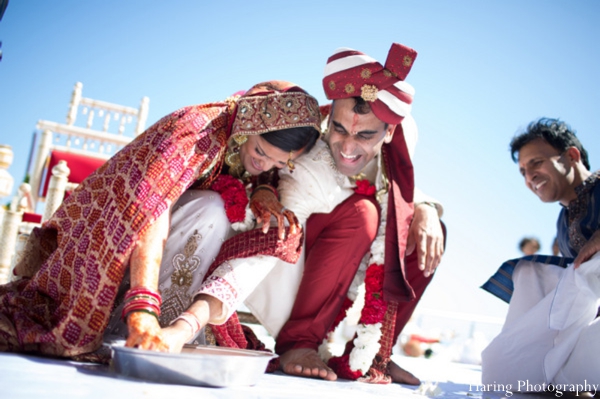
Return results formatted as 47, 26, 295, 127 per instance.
249, 43, 446, 384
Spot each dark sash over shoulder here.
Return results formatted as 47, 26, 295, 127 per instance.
481, 255, 573, 303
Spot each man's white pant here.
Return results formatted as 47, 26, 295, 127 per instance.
482, 253, 600, 387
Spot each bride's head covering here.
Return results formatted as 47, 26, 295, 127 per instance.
230, 80, 321, 140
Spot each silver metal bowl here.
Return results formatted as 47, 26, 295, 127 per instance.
111, 344, 277, 387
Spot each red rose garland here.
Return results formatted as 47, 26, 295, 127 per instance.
328, 355, 364, 380
210, 174, 248, 223
323, 179, 390, 381
326, 296, 354, 336
354, 179, 376, 196
361, 264, 387, 324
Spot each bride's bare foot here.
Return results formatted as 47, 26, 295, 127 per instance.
388, 360, 420, 385
279, 348, 337, 381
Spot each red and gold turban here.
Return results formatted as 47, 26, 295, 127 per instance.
322, 44, 417, 125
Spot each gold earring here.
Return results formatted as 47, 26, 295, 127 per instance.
225, 150, 241, 168
287, 150, 295, 173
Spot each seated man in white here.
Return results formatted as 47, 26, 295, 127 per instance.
481, 118, 600, 387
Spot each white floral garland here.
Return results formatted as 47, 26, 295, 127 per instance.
318, 191, 389, 375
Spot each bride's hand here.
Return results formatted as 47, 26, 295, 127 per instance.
250, 187, 300, 239
125, 312, 169, 351
160, 320, 197, 353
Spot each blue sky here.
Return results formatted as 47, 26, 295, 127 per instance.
1, 1, 599, 327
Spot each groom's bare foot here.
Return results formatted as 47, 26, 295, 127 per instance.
388, 360, 420, 385
279, 348, 337, 381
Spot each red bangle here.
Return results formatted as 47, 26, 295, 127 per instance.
125, 287, 162, 306
121, 296, 162, 321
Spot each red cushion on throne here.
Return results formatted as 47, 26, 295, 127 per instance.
39, 150, 106, 198
22, 212, 43, 224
